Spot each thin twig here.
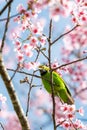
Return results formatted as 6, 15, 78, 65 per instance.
69, 119, 78, 130
42, 33, 49, 42
0, 3, 11, 52
10, 65, 19, 81
56, 120, 66, 128
7, 68, 62, 90
0, 0, 14, 15
40, 49, 49, 60
49, 19, 52, 41
26, 47, 41, 116
73, 87, 87, 98
36, 46, 49, 60
0, 13, 19, 22
53, 56, 87, 71
0, 7, 29, 22
48, 19, 56, 130
52, 24, 79, 45
7, 57, 87, 79
26, 84, 32, 117
0, 122, 4, 130
7, 68, 41, 78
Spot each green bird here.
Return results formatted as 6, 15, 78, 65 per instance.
39, 65, 74, 105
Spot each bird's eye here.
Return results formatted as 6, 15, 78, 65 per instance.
40, 69, 47, 75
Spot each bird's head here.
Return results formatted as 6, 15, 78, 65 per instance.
39, 65, 49, 76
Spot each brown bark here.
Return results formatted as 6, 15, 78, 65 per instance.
0, 53, 30, 130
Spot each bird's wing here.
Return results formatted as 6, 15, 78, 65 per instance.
53, 71, 72, 96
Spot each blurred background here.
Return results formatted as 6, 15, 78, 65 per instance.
0, 0, 87, 130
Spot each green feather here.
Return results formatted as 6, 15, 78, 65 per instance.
39, 65, 74, 105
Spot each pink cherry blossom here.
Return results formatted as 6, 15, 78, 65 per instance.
77, 107, 84, 116
30, 36, 38, 48
17, 52, 24, 62
24, 62, 33, 70
11, 26, 21, 40
30, 88, 87, 130
61, 104, 75, 113
62, 121, 70, 129
62, 26, 87, 52
74, 119, 86, 129
23, 43, 33, 57
16, 4, 26, 14
55, 103, 87, 129
14, 16, 21, 23
50, 60, 62, 75
0, 94, 7, 104
71, 0, 87, 25
49, 5, 61, 21
61, 24, 87, 104
49, 0, 76, 21
51, 60, 68, 76
24, 62, 40, 70
39, 36, 46, 46
14, 40, 21, 51
25, 50, 33, 57
31, 62, 40, 70
30, 21, 44, 35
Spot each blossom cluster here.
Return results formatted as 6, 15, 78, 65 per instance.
12, 2, 48, 70
32, 89, 87, 130
1, 0, 87, 130
61, 25, 87, 103
27, 0, 87, 24
71, 0, 87, 25
62, 26, 87, 54
11, 0, 87, 71
55, 101, 86, 130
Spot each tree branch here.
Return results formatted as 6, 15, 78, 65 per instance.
53, 56, 87, 71
52, 24, 79, 45
26, 47, 41, 117
0, 54, 30, 130
0, 122, 4, 130
48, 19, 56, 130
7, 68, 41, 78
0, 3, 11, 52
7, 57, 87, 80
0, 13, 19, 22
0, 0, 14, 15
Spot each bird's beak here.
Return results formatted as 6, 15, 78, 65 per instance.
38, 65, 43, 70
